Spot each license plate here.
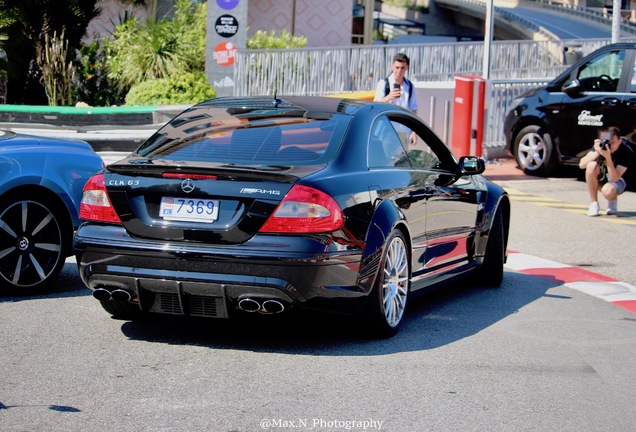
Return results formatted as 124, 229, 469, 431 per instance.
160, 197, 220, 223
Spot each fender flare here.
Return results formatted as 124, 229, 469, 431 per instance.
475, 183, 510, 260
357, 199, 410, 293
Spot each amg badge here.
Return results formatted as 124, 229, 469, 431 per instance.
240, 188, 281, 195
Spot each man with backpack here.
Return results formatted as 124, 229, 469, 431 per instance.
374, 53, 419, 145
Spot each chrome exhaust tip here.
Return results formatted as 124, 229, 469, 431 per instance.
93, 288, 112, 301
238, 298, 261, 312
110, 289, 132, 302
262, 299, 285, 314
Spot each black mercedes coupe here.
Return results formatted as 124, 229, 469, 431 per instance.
74, 96, 510, 337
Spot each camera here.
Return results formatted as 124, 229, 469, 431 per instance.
600, 139, 610, 150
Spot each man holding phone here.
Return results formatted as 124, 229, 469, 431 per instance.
374, 53, 419, 145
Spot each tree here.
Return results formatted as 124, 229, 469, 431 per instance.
0, 0, 146, 104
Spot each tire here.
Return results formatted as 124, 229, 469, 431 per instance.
513, 125, 557, 176
99, 300, 143, 320
0, 193, 70, 294
474, 210, 505, 287
365, 230, 410, 337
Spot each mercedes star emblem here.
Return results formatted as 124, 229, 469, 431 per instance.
181, 178, 195, 193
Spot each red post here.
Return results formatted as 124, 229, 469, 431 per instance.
451, 75, 486, 157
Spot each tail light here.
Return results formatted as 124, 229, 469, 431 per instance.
79, 174, 122, 223
259, 184, 344, 233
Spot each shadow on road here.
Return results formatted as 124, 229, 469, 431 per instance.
0, 262, 90, 303
117, 270, 562, 355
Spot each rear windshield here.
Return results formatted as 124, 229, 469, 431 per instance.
136, 111, 349, 165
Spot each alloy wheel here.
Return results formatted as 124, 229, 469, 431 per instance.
517, 131, 546, 171
0, 199, 65, 290
381, 234, 409, 327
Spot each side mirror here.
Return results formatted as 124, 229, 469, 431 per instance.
562, 78, 581, 94
458, 156, 485, 175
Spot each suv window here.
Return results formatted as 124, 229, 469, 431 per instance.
577, 49, 624, 92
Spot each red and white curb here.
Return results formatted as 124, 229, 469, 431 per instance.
505, 251, 636, 314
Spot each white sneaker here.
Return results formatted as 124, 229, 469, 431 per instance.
587, 202, 599, 217
606, 199, 617, 215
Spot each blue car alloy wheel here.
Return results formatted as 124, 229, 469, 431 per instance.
0, 193, 69, 293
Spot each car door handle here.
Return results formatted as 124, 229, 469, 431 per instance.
601, 98, 619, 106
624, 99, 636, 108
411, 186, 437, 197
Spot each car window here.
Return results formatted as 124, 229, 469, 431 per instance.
137, 115, 347, 165
368, 117, 411, 168
391, 119, 441, 169
577, 49, 625, 92
368, 116, 444, 170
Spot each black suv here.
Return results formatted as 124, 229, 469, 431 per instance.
504, 42, 636, 178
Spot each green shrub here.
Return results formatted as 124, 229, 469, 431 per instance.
246, 29, 307, 49
125, 72, 215, 106
74, 37, 125, 106
107, 0, 207, 93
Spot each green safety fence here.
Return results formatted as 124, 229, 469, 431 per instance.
0, 105, 158, 114
0, 104, 162, 126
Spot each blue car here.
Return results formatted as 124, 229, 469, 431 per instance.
0, 130, 103, 294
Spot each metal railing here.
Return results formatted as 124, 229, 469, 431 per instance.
235, 35, 636, 152
234, 39, 621, 97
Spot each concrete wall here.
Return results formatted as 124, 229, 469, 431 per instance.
88, 0, 354, 47
414, 81, 455, 144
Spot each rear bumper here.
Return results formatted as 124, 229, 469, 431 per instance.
74, 224, 369, 318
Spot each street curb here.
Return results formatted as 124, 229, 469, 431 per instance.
506, 251, 636, 314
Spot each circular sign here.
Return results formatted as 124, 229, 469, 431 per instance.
216, 0, 240, 11
215, 14, 239, 38
213, 42, 237, 66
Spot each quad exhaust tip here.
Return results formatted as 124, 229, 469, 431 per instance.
238, 298, 285, 314
94, 290, 284, 313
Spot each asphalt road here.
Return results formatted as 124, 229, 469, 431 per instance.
1, 164, 635, 432
490, 161, 636, 287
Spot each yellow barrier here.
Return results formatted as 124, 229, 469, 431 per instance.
326, 90, 375, 100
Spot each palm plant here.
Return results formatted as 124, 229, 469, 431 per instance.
107, 0, 206, 92
0, 0, 101, 104
0, 3, 16, 103
37, 30, 75, 106
0, 0, 147, 104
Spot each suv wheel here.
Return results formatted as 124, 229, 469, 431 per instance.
514, 125, 557, 176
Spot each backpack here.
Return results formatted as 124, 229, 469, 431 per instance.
384, 77, 413, 103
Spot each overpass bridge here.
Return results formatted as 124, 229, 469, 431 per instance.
433, 0, 636, 41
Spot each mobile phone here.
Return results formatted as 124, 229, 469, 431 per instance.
393, 83, 400, 89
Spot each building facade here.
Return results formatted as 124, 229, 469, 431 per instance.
86, 0, 353, 47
